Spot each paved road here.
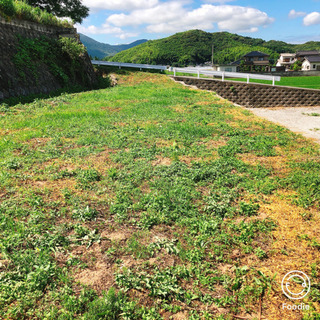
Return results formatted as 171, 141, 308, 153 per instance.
248, 107, 320, 144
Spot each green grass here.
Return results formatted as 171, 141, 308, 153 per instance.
221, 76, 320, 89
0, 70, 319, 319
222, 75, 320, 89
169, 71, 320, 89
0, 0, 72, 27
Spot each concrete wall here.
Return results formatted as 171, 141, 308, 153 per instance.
173, 76, 320, 108
0, 17, 96, 100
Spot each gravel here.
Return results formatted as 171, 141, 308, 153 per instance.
248, 107, 320, 144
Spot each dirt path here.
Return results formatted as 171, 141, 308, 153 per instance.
248, 107, 320, 144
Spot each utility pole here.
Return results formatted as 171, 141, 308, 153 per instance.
211, 45, 214, 67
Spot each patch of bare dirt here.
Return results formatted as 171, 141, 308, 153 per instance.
101, 230, 129, 241
74, 260, 116, 292
22, 178, 78, 202
170, 312, 189, 319
26, 137, 52, 149
152, 156, 172, 166
85, 148, 119, 173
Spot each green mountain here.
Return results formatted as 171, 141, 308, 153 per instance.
79, 34, 148, 59
109, 30, 320, 66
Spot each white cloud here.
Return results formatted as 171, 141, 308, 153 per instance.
204, 0, 236, 3
118, 32, 139, 39
82, 0, 159, 12
107, 2, 184, 27
76, 22, 139, 39
76, 23, 123, 35
78, 1, 274, 40
304, 12, 320, 26
288, 9, 306, 19
107, 3, 273, 34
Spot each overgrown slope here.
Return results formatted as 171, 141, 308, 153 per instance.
109, 29, 320, 66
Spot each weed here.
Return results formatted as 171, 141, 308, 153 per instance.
72, 225, 101, 248
76, 168, 101, 189
255, 247, 268, 260
302, 112, 320, 117
148, 237, 180, 255
72, 206, 98, 221
239, 201, 260, 217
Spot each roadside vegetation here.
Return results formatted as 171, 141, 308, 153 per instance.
0, 0, 73, 27
0, 70, 319, 319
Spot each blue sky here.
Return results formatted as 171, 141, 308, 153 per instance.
77, 0, 320, 45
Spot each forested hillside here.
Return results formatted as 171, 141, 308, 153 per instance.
79, 34, 147, 59
109, 30, 320, 66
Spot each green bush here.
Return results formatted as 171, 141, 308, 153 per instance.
59, 37, 86, 60
0, 0, 15, 16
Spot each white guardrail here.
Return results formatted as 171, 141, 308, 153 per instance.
173, 67, 281, 86
91, 60, 167, 71
91, 61, 281, 86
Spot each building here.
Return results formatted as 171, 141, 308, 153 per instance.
243, 51, 269, 64
296, 50, 319, 61
212, 64, 238, 72
241, 51, 270, 71
276, 53, 296, 70
302, 56, 320, 71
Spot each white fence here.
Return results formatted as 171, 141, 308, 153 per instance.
173, 67, 281, 86
91, 60, 167, 71
91, 61, 281, 86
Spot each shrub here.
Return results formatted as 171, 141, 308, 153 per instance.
0, 0, 15, 16
59, 37, 86, 60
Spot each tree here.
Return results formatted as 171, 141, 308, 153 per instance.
291, 60, 302, 71
26, 0, 89, 23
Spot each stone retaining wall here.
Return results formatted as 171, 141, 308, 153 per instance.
0, 17, 96, 100
173, 76, 320, 108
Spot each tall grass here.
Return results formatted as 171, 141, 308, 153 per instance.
0, 0, 73, 28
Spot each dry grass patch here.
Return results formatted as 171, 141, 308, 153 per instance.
101, 106, 122, 112
152, 155, 172, 166
243, 193, 320, 319
179, 155, 216, 165
239, 153, 290, 177
200, 138, 228, 149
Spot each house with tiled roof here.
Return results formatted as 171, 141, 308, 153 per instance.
242, 51, 270, 67
296, 50, 319, 60
302, 55, 320, 71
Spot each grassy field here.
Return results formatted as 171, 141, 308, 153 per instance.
170, 71, 320, 89
227, 76, 320, 89
0, 71, 320, 319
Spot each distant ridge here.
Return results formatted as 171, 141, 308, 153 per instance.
108, 29, 320, 66
79, 34, 148, 59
